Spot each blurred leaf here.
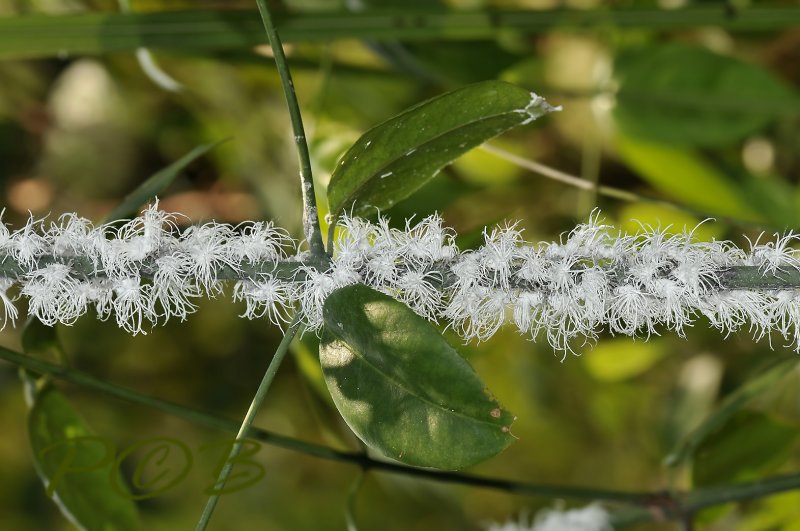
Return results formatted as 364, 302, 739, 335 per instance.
403, 41, 523, 85
583, 338, 666, 382
749, 362, 800, 426
616, 203, 722, 242
103, 139, 228, 223
28, 384, 141, 531
327, 80, 556, 218
384, 173, 468, 223
666, 358, 798, 469
452, 141, 522, 186
3, 9, 800, 60
738, 491, 800, 531
320, 285, 514, 470
291, 332, 333, 407
692, 410, 798, 486
22, 318, 65, 364
615, 133, 760, 220
614, 43, 800, 147
730, 170, 800, 228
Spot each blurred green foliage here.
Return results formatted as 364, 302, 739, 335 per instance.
1, 0, 800, 530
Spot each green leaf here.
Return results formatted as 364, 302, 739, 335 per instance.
401, 41, 523, 85
327, 80, 557, 218
615, 133, 761, 220
103, 139, 228, 223
319, 285, 514, 470
665, 357, 798, 470
614, 43, 800, 147
582, 338, 666, 382
28, 384, 142, 531
692, 410, 798, 486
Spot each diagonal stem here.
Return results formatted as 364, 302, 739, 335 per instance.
254, 0, 326, 257
195, 313, 303, 531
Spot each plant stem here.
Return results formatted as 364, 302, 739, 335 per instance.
0, 344, 347, 460
5, 343, 800, 521
0, 344, 649, 503
5, 252, 800, 292
195, 313, 303, 531
345, 471, 364, 531
254, 0, 326, 258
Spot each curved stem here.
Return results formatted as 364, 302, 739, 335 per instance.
254, 0, 325, 258
195, 313, 303, 531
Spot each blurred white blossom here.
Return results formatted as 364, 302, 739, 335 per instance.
487, 504, 612, 531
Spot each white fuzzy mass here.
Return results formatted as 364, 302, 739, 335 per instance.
0, 203, 799, 357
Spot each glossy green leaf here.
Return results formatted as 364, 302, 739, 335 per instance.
103, 139, 228, 223
665, 357, 798, 469
692, 410, 798, 486
614, 43, 800, 147
319, 285, 514, 470
327, 80, 557, 218
28, 384, 142, 531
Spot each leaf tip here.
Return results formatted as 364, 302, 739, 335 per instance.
521, 92, 562, 125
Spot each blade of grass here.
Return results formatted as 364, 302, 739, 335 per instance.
103, 139, 229, 223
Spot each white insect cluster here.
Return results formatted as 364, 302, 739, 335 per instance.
1, 203, 800, 356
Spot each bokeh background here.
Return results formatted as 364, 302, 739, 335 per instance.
1, 0, 800, 529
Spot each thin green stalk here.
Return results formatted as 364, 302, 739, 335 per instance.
0, 344, 651, 503
345, 471, 365, 531
6, 342, 800, 518
195, 313, 303, 531
254, 0, 326, 258
0, 344, 350, 461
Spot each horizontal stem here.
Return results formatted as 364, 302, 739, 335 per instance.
4, 253, 799, 292
721, 266, 800, 290
5, 344, 800, 524
1, 6, 799, 60
0, 344, 644, 503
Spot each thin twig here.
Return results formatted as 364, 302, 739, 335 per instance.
5, 344, 800, 524
0, 345, 648, 503
195, 313, 303, 531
